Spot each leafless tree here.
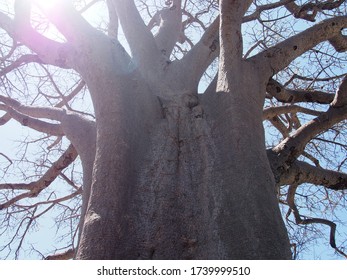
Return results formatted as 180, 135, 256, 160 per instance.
0, 0, 346, 259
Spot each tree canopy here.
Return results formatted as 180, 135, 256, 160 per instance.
0, 0, 347, 259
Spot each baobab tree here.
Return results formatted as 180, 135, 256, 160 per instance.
0, 0, 346, 260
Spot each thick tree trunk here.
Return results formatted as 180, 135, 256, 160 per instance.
71, 1, 291, 260
75, 72, 292, 260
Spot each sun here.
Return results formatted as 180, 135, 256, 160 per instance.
33, 0, 59, 11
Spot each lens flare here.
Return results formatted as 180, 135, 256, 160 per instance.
34, 0, 58, 11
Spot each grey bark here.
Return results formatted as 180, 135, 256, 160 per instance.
75, 0, 292, 259
4, 0, 347, 260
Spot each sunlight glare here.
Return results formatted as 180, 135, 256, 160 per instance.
33, 0, 59, 11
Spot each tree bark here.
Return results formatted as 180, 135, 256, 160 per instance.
70, 32, 292, 261
74, 72, 292, 259
73, 0, 292, 260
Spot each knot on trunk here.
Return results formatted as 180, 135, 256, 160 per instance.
157, 91, 200, 119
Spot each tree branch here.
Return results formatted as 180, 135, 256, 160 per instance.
285, 0, 345, 22
244, 0, 294, 22
263, 105, 322, 120
251, 16, 347, 76
0, 152, 12, 166
0, 103, 64, 136
329, 33, 347, 52
0, 95, 66, 121
0, 112, 12, 125
0, 54, 44, 77
31, 0, 97, 44
286, 184, 347, 259
17, 188, 82, 210
0, 8, 72, 69
0, 94, 96, 165
269, 116, 290, 138
0, 11, 15, 39
219, 0, 252, 60
331, 75, 347, 108
272, 105, 347, 165
266, 78, 335, 104
272, 72, 347, 165
175, 16, 219, 90
175, 1, 297, 90
10, 1, 74, 68
55, 80, 86, 108
153, 0, 182, 58
0, 94, 97, 248
279, 160, 347, 190
0, 144, 78, 209
109, 0, 165, 73
21, 1, 135, 81
217, 0, 253, 92
106, 0, 119, 39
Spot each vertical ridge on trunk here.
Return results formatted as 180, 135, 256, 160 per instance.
126, 102, 220, 259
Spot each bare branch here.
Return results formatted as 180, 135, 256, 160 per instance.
217, 0, 253, 92
331, 75, 347, 108
329, 33, 347, 52
32, 0, 97, 44
0, 11, 14, 34
272, 74, 347, 165
173, 1, 308, 90
0, 152, 12, 166
0, 54, 43, 77
106, 0, 119, 39
269, 116, 290, 138
181, 9, 207, 31
14, 207, 37, 259
77, 0, 102, 14
0, 95, 66, 121
244, 0, 294, 22
280, 160, 347, 190
0, 113, 12, 126
0, 144, 78, 209
251, 16, 347, 76
109, 0, 165, 73
9, 1, 73, 68
285, 0, 345, 22
0, 103, 64, 136
9, 0, 72, 68
273, 105, 347, 165
55, 80, 86, 108
153, 1, 183, 58
266, 78, 335, 104
286, 184, 347, 259
263, 105, 322, 120
0, 93, 96, 160
17, 188, 82, 209
175, 16, 219, 90
219, 0, 252, 60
